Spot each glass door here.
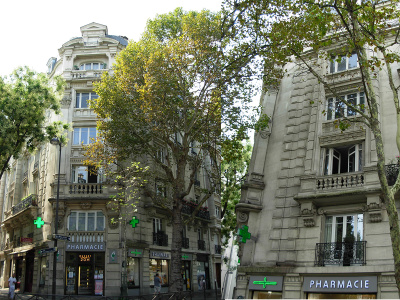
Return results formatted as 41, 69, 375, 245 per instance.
78, 265, 93, 295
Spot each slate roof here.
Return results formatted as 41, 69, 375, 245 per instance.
106, 35, 129, 46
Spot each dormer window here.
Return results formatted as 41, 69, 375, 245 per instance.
79, 63, 106, 71
329, 53, 357, 73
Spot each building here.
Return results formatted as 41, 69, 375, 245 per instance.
234, 26, 400, 300
0, 22, 221, 297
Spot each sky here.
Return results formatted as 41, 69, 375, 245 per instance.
0, 0, 222, 77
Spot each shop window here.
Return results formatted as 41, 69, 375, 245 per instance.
329, 53, 358, 73
322, 144, 363, 175
68, 211, 105, 231
149, 259, 169, 287
73, 127, 97, 145
71, 166, 102, 184
252, 291, 283, 299
326, 92, 364, 120
127, 257, 140, 288
75, 92, 99, 109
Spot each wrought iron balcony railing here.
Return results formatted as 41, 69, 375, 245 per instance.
198, 240, 206, 251
153, 232, 168, 246
385, 164, 399, 186
215, 244, 222, 254
12, 194, 37, 215
315, 241, 367, 266
181, 202, 210, 220
182, 237, 189, 249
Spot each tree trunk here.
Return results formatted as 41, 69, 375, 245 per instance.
169, 199, 183, 293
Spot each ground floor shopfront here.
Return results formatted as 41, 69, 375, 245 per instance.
235, 272, 399, 299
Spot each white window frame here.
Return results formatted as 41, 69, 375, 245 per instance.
73, 127, 97, 145
322, 144, 363, 175
67, 211, 105, 231
325, 213, 364, 243
79, 62, 105, 71
75, 92, 99, 109
329, 53, 358, 73
153, 218, 162, 233
326, 92, 365, 120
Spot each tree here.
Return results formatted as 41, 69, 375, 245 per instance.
223, 0, 400, 295
221, 141, 252, 247
84, 8, 227, 294
0, 67, 67, 180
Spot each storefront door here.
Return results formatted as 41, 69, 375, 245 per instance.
182, 261, 191, 290
24, 250, 35, 292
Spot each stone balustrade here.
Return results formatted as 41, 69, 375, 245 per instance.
316, 173, 364, 190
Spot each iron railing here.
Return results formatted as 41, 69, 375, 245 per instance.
198, 240, 206, 251
181, 203, 210, 220
12, 194, 37, 215
315, 241, 367, 266
182, 237, 189, 249
153, 232, 168, 246
385, 164, 399, 186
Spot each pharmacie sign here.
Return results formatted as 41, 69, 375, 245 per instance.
303, 276, 377, 293
150, 251, 170, 259
248, 276, 283, 291
66, 242, 105, 252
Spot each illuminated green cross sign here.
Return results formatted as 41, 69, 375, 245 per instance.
130, 250, 142, 256
253, 277, 278, 289
34, 217, 45, 228
182, 255, 189, 259
129, 216, 139, 228
238, 225, 251, 243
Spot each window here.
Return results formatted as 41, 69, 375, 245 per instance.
197, 228, 203, 241
76, 92, 99, 108
71, 166, 102, 183
127, 257, 140, 288
155, 180, 166, 197
326, 92, 364, 120
215, 206, 220, 218
156, 148, 166, 164
79, 63, 105, 71
149, 259, 169, 287
329, 53, 357, 73
68, 211, 105, 231
322, 144, 363, 175
73, 127, 97, 145
153, 218, 162, 233
325, 214, 363, 243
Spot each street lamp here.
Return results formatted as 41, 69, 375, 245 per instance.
50, 137, 62, 296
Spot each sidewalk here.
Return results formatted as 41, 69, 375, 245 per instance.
0, 288, 220, 300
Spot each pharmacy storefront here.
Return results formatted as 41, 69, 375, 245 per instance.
64, 242, 106, 296
303, 276, 377, 299
249, 276, 283, 299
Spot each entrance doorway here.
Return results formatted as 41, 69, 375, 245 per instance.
182, 261, 191, 290
24, 250, 35, 292
65, 252, 105, 295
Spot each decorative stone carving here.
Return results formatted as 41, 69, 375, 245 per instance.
317, 208, 325, 215
303, 217, 315, 227
363, 202, 383, 223
237, 212, 249, 223
260, 130, 271, 139
80, 202, 92, 210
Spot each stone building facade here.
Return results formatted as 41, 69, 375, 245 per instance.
0, 22, 221, 296
235, 45, 400, 298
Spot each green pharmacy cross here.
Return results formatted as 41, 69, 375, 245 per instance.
238, 225, 251, 243
130, 250, 142, 256
129, 216, 139, 228
34, 217, 45, 228
253, 277, 277, 289
182, 254, 189, 259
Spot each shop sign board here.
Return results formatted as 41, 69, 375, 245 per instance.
39, 247, 57, 255
20, 237, 33, 243
109, 249, 118, 264
303, 276, 378, 293
150, 251, 170, 259
128, 248, 144, 258
181, 253, 192, 260
248, 276, 283, 291
53, 234, 71, 241
66, 242, 105, 252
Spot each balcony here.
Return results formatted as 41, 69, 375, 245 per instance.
315, 241, 367, 266
181, 201, 211, 221
12, 194, 37, 215
215, 244, 222, 254
153, 232, 168, 246
198, 240, 206, 251
67, 231, 105, 243
69, 183, 102, 194
316, 173, 364, 190
182, 237, 189, 249
385, 164, 399, 186
71, 69, 105, 79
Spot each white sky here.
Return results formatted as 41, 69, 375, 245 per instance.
0, 0, 222, 77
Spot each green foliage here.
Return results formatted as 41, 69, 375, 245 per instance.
0, 66, 68, 180
221, 141, 252, 247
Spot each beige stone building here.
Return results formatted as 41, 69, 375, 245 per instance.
0, 22, 221, 296
235, 46, 400, 298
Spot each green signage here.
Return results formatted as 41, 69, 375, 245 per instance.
34, 217, 45, 228
129, 216, 139, 228
182, 254, 189, 259
238, 225, 251, 243
130, 250, 142, 256
252, 277, 278, 289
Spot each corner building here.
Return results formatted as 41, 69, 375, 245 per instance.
0, 23, 222, 296
235, 40, 400, 299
